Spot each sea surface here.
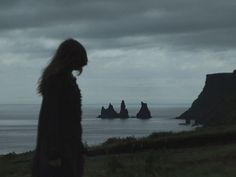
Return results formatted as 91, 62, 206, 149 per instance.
0, 104, 193, 155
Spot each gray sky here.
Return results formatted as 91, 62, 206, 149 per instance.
0, 0, 236, 105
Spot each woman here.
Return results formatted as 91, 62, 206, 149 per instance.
32, 38, 88, 177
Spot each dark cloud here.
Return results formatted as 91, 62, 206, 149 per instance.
0, 0, 236, 104
0, 0, 235, 50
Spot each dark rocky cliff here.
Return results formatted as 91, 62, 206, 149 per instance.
177, 70, 236, 126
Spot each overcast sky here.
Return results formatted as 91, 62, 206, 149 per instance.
0, 0, 236, 105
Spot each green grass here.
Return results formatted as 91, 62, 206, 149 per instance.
1, 144, 236, 177
0, 152, 32, 177
1, 125, 236, 177
85, 144, 236, 177
87, 124, 236, 155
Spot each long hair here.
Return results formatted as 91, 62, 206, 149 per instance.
37, 38, 88, 95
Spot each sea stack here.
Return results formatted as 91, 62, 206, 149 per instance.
136, 102, 152, 119
97, 103, 118, 118
97, 100, 129, 118
177, 70, 236, 126
119, 100, 129, 118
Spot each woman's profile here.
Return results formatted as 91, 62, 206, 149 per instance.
32, 38, 88, 177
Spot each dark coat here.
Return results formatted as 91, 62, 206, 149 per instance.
32, 73, 84, 177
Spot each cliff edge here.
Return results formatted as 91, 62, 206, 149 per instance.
177, 70, 236, 126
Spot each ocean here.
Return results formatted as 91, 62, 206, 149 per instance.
0, 104, 193, 155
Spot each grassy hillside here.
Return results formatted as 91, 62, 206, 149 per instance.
1, 125, 236, 177
87, 124, 236, 155
85, 144, 236, 177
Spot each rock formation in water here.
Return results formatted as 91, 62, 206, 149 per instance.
136, 102, 152, 119
97, 100, 129, 118
176, 70, 236, 126
97, 103, 119, 118
119, 100, 129, 118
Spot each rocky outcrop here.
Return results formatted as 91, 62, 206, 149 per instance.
119, 100, 129, 118
136, 102, 152, 119
97, 100, 129, 118
97, 103, 119, 118
98, 101, 153, 119
177, 70, 236, 126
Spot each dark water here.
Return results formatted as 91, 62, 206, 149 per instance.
0, 104, 193, 155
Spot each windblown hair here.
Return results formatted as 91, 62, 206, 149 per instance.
37, 38, 88, 95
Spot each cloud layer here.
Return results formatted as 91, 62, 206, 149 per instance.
0, 0, 236, 104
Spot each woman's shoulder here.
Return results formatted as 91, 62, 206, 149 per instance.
45, 75, 62, 87
42, 74, 65, 94
43, 73, 77, 91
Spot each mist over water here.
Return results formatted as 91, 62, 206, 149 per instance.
0, 104, 193, 155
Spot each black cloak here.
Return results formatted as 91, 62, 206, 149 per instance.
32, 73, 84, 177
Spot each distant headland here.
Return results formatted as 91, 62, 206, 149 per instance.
177, 70, 236, 126
97, 100, 152, 119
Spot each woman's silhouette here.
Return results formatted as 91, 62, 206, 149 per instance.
32, 38, 88, 177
